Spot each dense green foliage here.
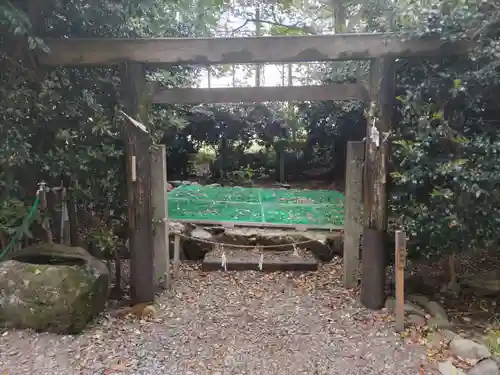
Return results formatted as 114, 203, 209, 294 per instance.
0, 0, 226, 250
389, 2, 500, 259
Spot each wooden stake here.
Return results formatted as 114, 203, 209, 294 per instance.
395, 230, 407, 332
66, 185, 79, 246
173, 234, 181, 279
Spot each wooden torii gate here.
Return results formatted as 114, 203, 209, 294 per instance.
39, 33, 470, 305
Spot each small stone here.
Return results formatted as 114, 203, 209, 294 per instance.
406, 314, 426, 327
439, 359, 466, 375
384, 297, 427, 317
427, 331, 447, 349
442, 329, 459, 342
408, 294, 431, 308
427, 317, 453, 329
467, 359, 500, 375
450, 337, 491, 361
384, 297, 395, 310
440, 281, 461, 297
426, 301, 449, 321
168, 221, 186, 235
182, 228, 213, 260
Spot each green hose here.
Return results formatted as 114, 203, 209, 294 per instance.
0, 195, 40, 261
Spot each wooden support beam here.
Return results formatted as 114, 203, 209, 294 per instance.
39, 34, 472, 66
120, 62, 155, 304
151, 144, 170, 290
152, 84, 367, 104
360, 57, 395, 309
343, 141, 364, 289
364, 58, 394, 230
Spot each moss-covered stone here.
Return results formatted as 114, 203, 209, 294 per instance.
216, 228, 341, 262
0, 243, 109, 334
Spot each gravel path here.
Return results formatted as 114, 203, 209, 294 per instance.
0, 261, 436, 375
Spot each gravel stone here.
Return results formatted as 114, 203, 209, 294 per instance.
0, 262, 437, 375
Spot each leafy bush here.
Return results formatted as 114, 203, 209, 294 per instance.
389, 3, 500, 260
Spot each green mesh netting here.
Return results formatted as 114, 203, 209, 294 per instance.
167, 184, 344, 228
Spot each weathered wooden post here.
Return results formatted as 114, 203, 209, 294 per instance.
173, 234, 181, 279
343, 141, 364, 289
120, 62, 155, 304
360, 57, 395, 309
151, 144, 170, 289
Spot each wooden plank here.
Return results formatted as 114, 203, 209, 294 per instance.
152, 84, 367, 104
343, 141, 364, 289
203, 250, 318, 272
39, 34, 472, 66
395, 230, 407, 332
151, 144, 170, 289
168, 218, 343, 231
120, 62, 155, 304
360, 57, 395, 309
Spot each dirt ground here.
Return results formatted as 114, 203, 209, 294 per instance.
0, 261, 436, 375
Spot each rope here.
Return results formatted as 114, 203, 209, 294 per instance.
173, 231, 320, 249
0, 195, 41, 261
221, 251, 227, 271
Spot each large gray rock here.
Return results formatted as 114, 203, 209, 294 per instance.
460, 271, 500, 296
439, 359, 466, 375
219, 228, 340, 262
450, 337, 491, 361
427, 316, 453, 329
182, 227, 214, 260
384, 296, 427, 317
406, 314, 426, 327
427, 331, 449, 349
468, 359, 500, 375
406, 297, 451, 328
426, 301, 449, 321
0, 243, 109, 334
407, 294, 431, 309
